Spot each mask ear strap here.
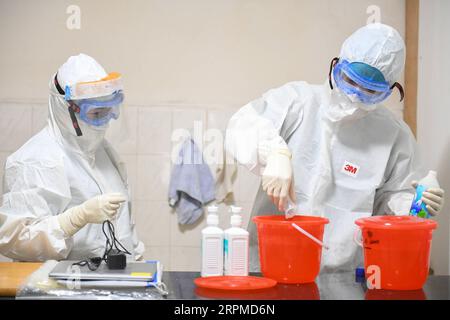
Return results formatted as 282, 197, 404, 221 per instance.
328, 57, 339, 90
391, 82, 405, 102
68, 102, 83, 136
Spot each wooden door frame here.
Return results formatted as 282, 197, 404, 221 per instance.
404, 0, 419, 136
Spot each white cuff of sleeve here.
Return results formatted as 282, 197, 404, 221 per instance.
57, 206, 85, 238
49, 215, 71, 240
258, 136, 290, 165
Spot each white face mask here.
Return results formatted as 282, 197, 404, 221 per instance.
337, 83, 379, 112
325, 88, 359, 121
355, 99, 378, 112
345, 91, 378, 112
325, 85, 378, 122
346, 93, 361, 103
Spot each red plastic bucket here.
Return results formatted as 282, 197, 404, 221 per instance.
355, 216, 437, 290
253, 215, 329, 284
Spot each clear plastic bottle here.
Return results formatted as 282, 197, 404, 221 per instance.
224, 206, 249, 276
409, 170, 440, 219
201, 205, 224, 277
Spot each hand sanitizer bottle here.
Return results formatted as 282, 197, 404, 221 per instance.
224, 206, 249, 276
409, 170, 440, 219
201, 205, 224, 277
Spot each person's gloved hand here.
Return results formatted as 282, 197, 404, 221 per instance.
411, 181, 445, 216
58, 193, 127, 237
262, 149, 296, 212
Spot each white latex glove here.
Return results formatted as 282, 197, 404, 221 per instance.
58, 193, 127, 237
262, 149, 296, 212
411, 181, 445, 216
135, 255, 145, 261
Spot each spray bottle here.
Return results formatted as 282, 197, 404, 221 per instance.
224, 206, 249, 276
409, 170, 440, 219
201, 205, 224, 277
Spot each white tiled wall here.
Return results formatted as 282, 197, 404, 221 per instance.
0, 101, 260, 269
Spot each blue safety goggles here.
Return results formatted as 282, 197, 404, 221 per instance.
73, 90, 124, 127
328, 58, 404, 105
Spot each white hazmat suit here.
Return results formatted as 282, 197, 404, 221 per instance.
226, 23, 425, 272
0, 54, 144, 261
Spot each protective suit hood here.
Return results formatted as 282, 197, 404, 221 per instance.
49, 53, 115, 164
340, 23, 405, 85
326, 23, 404, 120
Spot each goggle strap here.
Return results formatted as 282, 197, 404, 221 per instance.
390, 82, 405, 102
328, 57, 339, 90
54, 74, 65, 95
68, 103, 83, 136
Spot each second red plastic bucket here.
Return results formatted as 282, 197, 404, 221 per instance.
355, 216, 437, 290
253, 215, 329, 284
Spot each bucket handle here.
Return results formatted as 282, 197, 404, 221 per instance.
353, 228, 363, 247
291, 223, 329, 250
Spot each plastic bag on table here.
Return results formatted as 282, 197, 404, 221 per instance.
16, 260, 168, 300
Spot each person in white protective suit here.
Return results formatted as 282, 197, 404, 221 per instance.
0, 53, 145, 261
225, 23, 445, 273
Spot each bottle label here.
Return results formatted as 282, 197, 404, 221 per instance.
202, 236, 223, 277
410, 185, 430, 218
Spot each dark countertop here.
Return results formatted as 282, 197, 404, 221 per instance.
162, 272, 449, 300
13, 271, 450, 300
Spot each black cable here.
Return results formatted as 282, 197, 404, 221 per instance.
72, 220, 131, 271
102, 220, 131, 255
